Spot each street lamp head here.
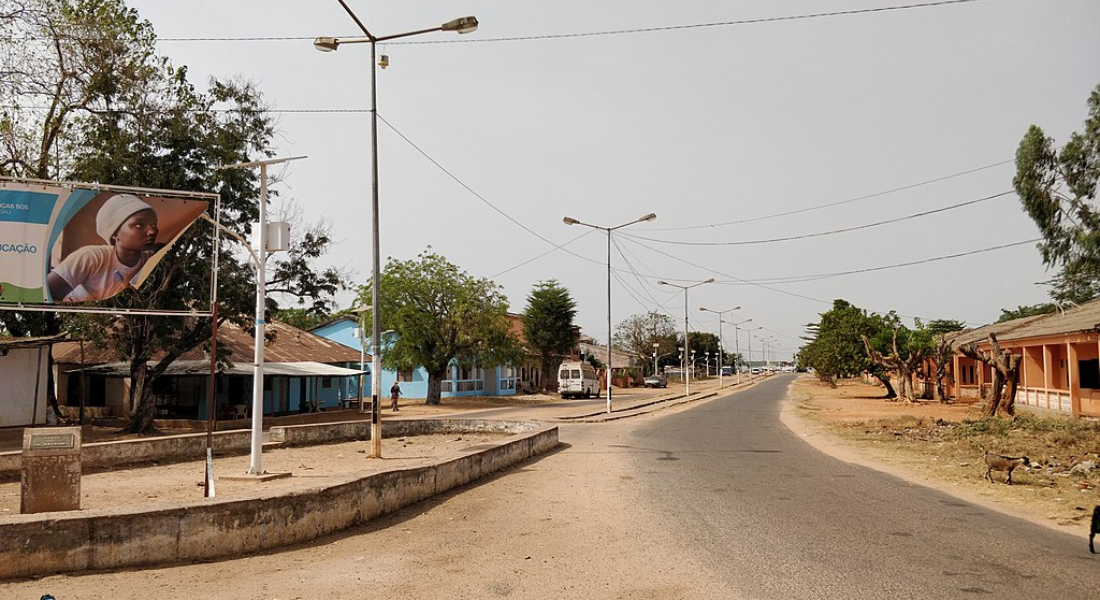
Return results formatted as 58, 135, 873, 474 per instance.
657, 280, 668, 286
313, 36, 339, 52
563, 216, 580, 226
639, 212, 657, 223
441, 16, 479, 34
703, 278, 715, 284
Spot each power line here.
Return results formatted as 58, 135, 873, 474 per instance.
12, 1, 992, 44
137, 1, 994, 44
622, 190, 1014, 247
720, 239, 1041, 285
650, 159, 1013, 231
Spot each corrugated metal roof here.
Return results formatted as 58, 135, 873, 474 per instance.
53, 319, 361, 365
0, 333, 68, 349
947, 313, 1052, 349
947, 298, 1100, 347
73, 360, 363, 377
996, 298, 1100, 341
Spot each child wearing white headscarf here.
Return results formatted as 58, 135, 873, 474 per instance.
47, 194, 161, 302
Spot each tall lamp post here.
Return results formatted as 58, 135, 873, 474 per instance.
652, 342, 660, 377
658, 278, 714, 395
699, 305, 740, 388
728, 318, 752, 385
563, 212, 657, 413
314, 7, 478, 457
742, 325, 761, 376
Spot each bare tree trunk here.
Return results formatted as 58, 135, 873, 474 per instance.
960, 333, 1020, 419
870, 372, 897, 399
123, 361, 158, 434
426, 368, 445, 405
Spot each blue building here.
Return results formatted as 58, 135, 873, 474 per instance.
310, 314, 530, 399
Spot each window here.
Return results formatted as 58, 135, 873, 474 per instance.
1079, 359, 1100, 389
398, 369, 414, 383
322, 377, 333, 389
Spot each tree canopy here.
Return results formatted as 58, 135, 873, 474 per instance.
521, 280, 577, 391
368, 249, 523, 405
613, 311, 678, 376
1015, 83, 1100, 304
1, 0, 345, 432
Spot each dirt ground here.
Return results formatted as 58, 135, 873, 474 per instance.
0, 432, 510, 515
785, 376, 1100, 534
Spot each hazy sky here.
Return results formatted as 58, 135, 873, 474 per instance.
124, 0, 1099, 361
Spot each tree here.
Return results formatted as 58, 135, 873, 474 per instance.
2, 1, 345, 433
923, 319, 966, 403
369, 249, 523, 405
614, 311, 677, 377
959, 333, 1021, 418
686, 331, 721, 374
1014, 83, 1100, 304
799, 299, 896, 396
997, 303, 1057, 323
1, 0, 169, 423
861, 322, 932, 403
521, 280, 577, 392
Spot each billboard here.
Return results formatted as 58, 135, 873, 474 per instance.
0, 180, 209, 304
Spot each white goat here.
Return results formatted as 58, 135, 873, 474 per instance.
983, 451, 1030, 485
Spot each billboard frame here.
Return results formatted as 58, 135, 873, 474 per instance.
0, 176, 221, 317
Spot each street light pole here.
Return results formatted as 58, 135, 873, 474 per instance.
728, 317, 752, 385
563, 212, 656, 413
658, 278, 714, 396
216, 155, 303, 476
743, 326, 761, 376
315, 8, 479, 457
699, 305, 740, 389
652, 342, 660, 377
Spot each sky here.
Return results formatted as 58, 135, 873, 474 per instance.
121, 0, 1099, 362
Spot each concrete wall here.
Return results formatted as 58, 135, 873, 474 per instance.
0, 419, 557, 579
0, 347, 49, 427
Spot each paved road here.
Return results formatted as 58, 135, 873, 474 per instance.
625, 374, 1099, 599
4, 375, 1097, 599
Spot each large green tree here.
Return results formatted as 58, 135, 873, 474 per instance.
2, 0, 345, 432
368, 250, 523, 405
799, 299, 896, 396
613, 311, 677, 377
521, 280, 577, 392
1015, 83, 1100, 303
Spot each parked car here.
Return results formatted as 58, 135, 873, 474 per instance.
643, 374, 668, 388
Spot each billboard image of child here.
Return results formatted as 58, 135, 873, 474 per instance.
0, 180, 209, 305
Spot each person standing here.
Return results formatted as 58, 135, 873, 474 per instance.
390, 381, 402, 412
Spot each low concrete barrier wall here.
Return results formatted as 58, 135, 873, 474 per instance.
1, 418, 543, 477
0, 420, 557, 579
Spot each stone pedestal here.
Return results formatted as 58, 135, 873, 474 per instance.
21, 427, 82, 514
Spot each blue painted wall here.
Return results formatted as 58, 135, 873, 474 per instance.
311, 317, 517, 398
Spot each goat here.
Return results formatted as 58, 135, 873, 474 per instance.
1090, 505, 1099, 554
983, 451, 1030, 485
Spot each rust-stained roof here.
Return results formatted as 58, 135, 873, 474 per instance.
53, 320, 360, 365
946, 313, 1052, 349
947, 298, 1100, 348
0, 333, 68, 350
995, 298, 1100, 342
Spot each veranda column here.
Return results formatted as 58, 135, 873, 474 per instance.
1043, 344, 1054, 409
1067, 342, 1081, 417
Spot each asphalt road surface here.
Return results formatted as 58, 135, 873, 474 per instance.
625, 375, 1100, 599
4, 375, 1097, 599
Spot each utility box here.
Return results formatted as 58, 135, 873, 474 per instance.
251, 221, 291, 253
21, 426, 82, 514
